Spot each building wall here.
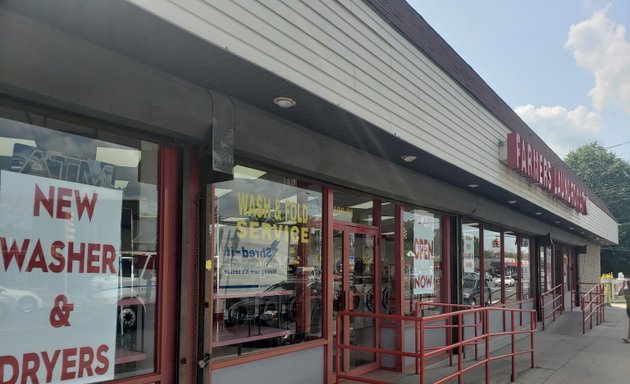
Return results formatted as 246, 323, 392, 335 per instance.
579, 242, 601, 284
129, 0, 617, 243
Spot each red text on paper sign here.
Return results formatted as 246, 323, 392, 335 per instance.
0, 183, 117, 274
414, 275, 433, 289
413, 239, 433, 260
34, 184, 98, 221
0, 345, 109, 383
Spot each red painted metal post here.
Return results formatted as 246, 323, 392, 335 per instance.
541, 294, 546, 331
419, 317, 425, 384
458, 312, 463, 384
415, 317, 419, 375
335, 314, 341, 382
582, 296, 586, 335
485, 309, 490, 384
589, 291, 593, 330
552, 288, 556, 322
511, 311, 516, 381
474, 311, 479, 360
530, 311, 535, 368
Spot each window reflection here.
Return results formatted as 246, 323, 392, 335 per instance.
0, 114, 159, 380
212, 165, 323, 359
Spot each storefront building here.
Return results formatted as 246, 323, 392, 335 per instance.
0, 1, 618, 384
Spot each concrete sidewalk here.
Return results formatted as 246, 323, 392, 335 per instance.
357, 304, 630, 384
511, 304, 630, 384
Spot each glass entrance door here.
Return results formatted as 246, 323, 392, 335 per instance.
333, 225, 378, 374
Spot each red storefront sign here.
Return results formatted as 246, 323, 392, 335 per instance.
504, 133, 588, 215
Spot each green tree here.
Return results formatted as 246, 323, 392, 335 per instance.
565, 143, 630, 275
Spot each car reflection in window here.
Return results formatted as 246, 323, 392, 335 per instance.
224, 279, 322, 331
0, 285, 43, 320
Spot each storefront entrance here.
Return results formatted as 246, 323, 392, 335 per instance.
332, 223, 379, 375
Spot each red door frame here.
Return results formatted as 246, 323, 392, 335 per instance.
112, 145, 180, 384
332, 220, 381, 376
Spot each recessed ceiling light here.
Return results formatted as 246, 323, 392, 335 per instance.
273, 96, 296, 108
534, 212, 542, 215
507, 200, 517, 204
569, 227, 574, 230
467, 184, 479, 188
554, 220, 561, 224
401, 155, 417, 162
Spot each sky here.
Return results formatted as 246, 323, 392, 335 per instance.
408, 0, 630, 161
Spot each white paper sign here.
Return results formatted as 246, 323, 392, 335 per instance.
0, 171, 122, 384
216, 225, 288, 293
412, 213, 435, 295
463, 234, 475, 273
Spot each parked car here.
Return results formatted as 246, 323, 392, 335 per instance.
0, 285, 43, 314
463, 275, 492, 306
225, 279, 322, 328
492, 275, 515, 287
0, 295, 13, 321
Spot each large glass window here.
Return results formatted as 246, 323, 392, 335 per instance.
503, 231, 518, 305
211, 165, 323, 359
462, 220, 485, 305
380, 202, 396, 314
402, 208, 442, 315
0, 113, 159, 381
520, 237, 531, 299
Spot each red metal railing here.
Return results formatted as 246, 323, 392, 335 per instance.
540, 284, 563, 330
335, 305, 536, 384
415, 302, 481, 367
581, 283, 604, 334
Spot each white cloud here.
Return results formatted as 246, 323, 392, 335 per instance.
566, 8, 630, 114
514, 104, 602, 158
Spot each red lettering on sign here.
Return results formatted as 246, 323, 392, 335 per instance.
0, 238, 29, 271
505, 133, 588, 214
0, 355, 19, 384
94, 345, 109, 375
414, 275, 433, 289
0, 237, 117, 274
41, 350, 60, 383
0, 345, 111, 382
33, 184, 98, 221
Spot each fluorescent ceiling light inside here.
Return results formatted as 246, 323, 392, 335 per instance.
114, 180, 129, 189
234, 165, 266, 180
278, 194, 318, 204
215, 188, 232, 198
349, 201, 373, 209
381, 232, 395, 236
96, 147, 141, 167
381, 216, 394, 221
221, 217, 243, 222
0, 138, 36, 157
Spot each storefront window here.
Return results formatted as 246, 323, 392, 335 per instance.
0, 115, 159, 381
402, 208, 441, 315
380, 202, 396, 314
211, 165, 323, 359
503, 231, 518, 305
462, 220, 483, 305
546, 246, 553, 290
520, 237, 531, 299
332, 190, 374, 224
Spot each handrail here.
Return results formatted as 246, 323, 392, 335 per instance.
334, 305, 536, 384
415, 302, 481, 366
540, 284, 563, 330
581, 283, 604, 334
